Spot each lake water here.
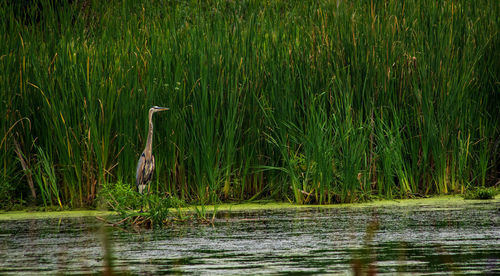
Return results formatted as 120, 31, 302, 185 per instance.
0, 200, 499, 275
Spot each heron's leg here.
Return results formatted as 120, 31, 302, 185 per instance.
140, 189, 145, 213
146, 184, 151, 210
139, 194, 144, 213
138, 184, 149, 212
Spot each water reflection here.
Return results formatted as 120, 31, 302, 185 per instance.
0, 201, 498, 275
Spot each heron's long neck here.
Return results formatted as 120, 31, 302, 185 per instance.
145, 112, 154, 153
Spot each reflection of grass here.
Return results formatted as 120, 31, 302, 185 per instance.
100, 225, 136, 276
350, 212, 461, 275
351, 214, 379, 276
193, 204, 218, 224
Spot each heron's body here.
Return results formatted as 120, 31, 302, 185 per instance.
136, 151, 155, 194
136, 106, 168, 195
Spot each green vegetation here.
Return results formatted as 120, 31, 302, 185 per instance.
1, 0, 499, 209
98, 181, 142, 211
98, 181, 186, 228
463, 187, 498, 200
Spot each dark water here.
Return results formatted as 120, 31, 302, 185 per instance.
1, 201, 499, 275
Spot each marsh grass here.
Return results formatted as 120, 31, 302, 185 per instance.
98, 182, 187, 228
98, 181, 219, 228
463, 187, 498, 200
1, 0, 499, 207
33, 146, 62, 208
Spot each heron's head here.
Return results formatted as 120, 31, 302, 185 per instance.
150, 106, 169, 113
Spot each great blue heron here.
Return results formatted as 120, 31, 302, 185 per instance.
136, 106, 169, 196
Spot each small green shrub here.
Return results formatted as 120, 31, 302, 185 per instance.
0, 180, 16, 209
98, 182, 187, 228
143, 194, 186, 227
463, 187, 498, 200
97, 181, 141, 211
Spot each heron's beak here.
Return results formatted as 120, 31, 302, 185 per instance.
155, 107, 169, 111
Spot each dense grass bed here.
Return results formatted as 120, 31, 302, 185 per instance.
1, 0, 499, 208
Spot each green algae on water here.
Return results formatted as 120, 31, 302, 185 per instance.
2, 195, 498, 221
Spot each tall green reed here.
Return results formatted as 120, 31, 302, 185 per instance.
33, 146, 62, 208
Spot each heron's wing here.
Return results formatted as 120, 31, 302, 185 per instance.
136, 152, 146, 187
142, 154, 155, 185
